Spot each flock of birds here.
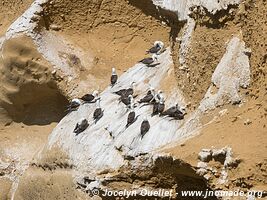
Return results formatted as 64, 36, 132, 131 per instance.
67, 41, 186, 140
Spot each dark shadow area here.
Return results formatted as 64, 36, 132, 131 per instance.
128, 0, 183, 43
1, 82, 68, 125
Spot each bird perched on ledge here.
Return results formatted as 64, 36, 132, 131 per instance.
138, 86, 155, 104
161, 103, 186, 120
81, 90, 99, 103
93, 99, 104, 124
74, 118, 89, 135
113, 82, 135, 97
67, 98, 81, 113
140, 117, 150, 139
110, 67, 118, 87
146, 41, 164, 55
139, 54, 159, 67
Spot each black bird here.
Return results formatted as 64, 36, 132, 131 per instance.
81, 90, 99, 103
152, 97, 165, 116
139, 87, 155, 103
139, 54, 158, 66
121, 95, 134, 107
146, 41, 164, 54
74, 118, 89, 135
147, 44, 161, 54
67, 98, 81, 113
161, 103, 179, 117
172, 110, 185, 120
140, 117, 150, 139
111, 67, 118, 87
113, 82, 135, 97
93, 99, 103, 124
126, 110, 136, 128
161, 104, 186, 120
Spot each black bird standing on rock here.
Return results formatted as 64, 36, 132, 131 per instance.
146, 41, 164, 54
161, 104, 186, 120
121, 95, 134, 107
138, 87, 155, 103
126, 101, 138, 128
161, 103, 179, 116
81, 90, 99, 103
152, 96, 165, 116
110, 67, 118, 87
67, 98, 81, 113
74, 118, 89, 135
139, 54, 158, 67
140, 117, 150, 139
113, 82, 135, 97
93, 99, 103, 124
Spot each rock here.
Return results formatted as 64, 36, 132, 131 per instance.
50, 24, 61, 31
212, 148, 227, 163
198, 149, 212, 162
204, 174, 211, 180
197, 161, 208, 169
244, 119, 252, 125
196, 168, 207, 176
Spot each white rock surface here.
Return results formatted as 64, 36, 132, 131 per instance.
45, 48, 198, 174
198, 149, 212, 162
199, 36, 251, 111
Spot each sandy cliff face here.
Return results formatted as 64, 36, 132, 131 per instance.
0, 0, 266, 199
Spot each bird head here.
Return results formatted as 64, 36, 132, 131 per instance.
143, 116, 148, 121
112, 67, 116, 75
72, 98, 81, 105
154, 41, 164, 49
93, 90, 99, 97
157, 90, 163, 96
179, 106, 187, 115
130, 81, 136, 88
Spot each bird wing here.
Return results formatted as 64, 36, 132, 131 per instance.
148, 46, 160, 54
93, 108, 101, 119
81, 94, 94, 101
140, 94, 153, 103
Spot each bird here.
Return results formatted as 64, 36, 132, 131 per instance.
81, 90, 99, 103
93, 99, 103, 124
126, 102, 138, 128
66, 98, 81, 113
157, 98, 165, 115
152, 96, 165, 116
126, 110, 136, 128
113, 82, 135, 97
121, 95, 134, 107
110, 67, 118, 87
74, 118, 89, 135
138, 87, 155, 103
146, 41, 164, 54
155, 90, 163, 102
140, 117, 150, 139
139, 54, 158, 67
146, 87, 154, 95
161, 104, 186, 120
161, 103, 179, 117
